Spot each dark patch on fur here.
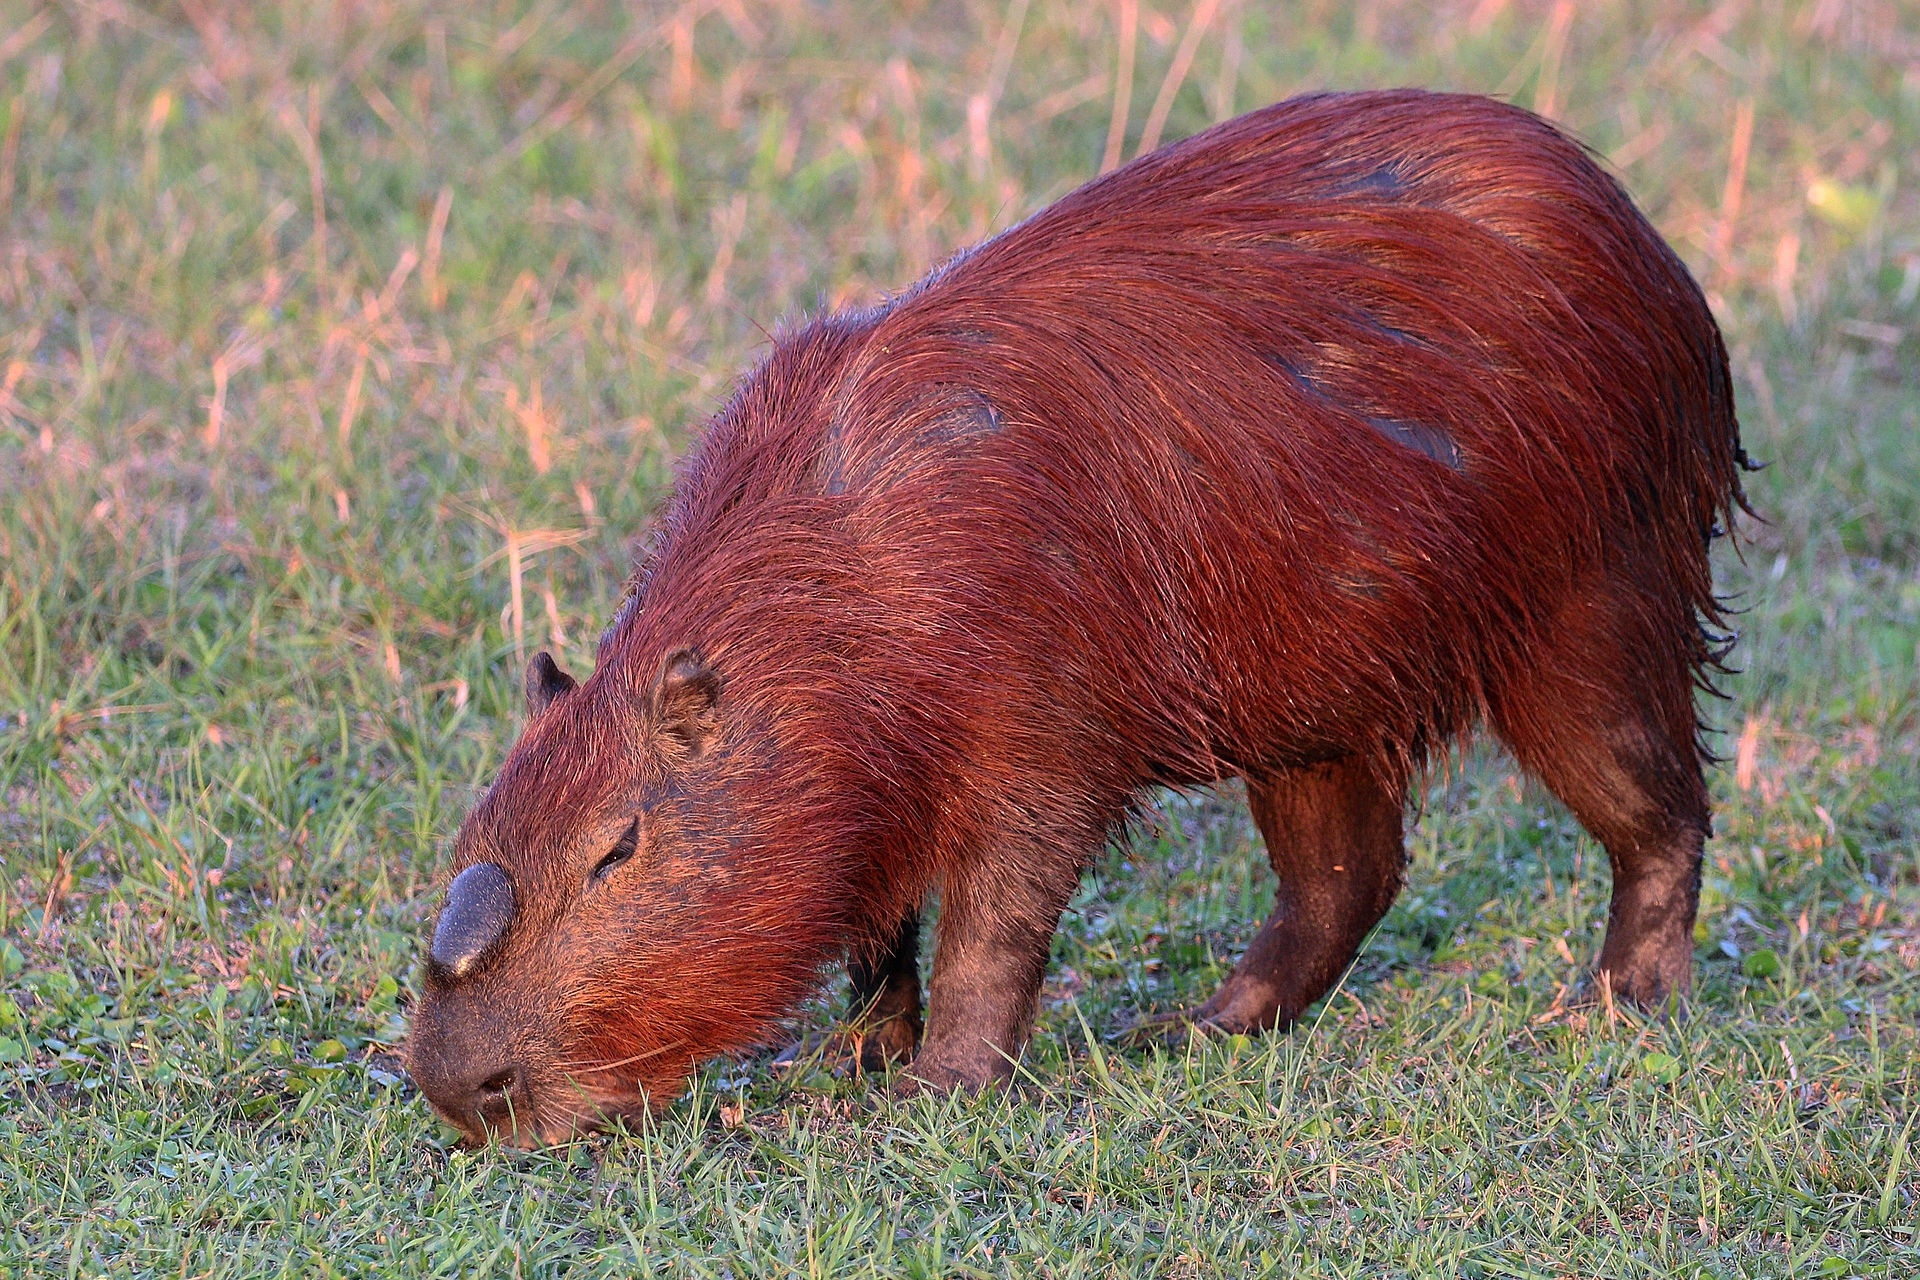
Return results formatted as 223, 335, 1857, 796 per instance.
1366, 416, 1463, 471
1332, 165, 1408, 198
1269, 352, 1464, 472
820, 387, 1003, 496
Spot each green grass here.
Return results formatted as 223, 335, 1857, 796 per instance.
3, 0, 1917, 1274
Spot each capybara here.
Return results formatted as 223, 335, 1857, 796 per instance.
407, 89, 1745, 1146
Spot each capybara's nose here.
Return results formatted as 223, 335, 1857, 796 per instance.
427, 1060, 530, 1136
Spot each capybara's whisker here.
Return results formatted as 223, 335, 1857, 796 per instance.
406, 88, 1743, 1139
553, 1040, 691, 1073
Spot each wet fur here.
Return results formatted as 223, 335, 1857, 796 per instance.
407, 90, 1743, 1142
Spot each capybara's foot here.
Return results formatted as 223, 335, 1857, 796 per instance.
863, 1009, 924, 1065
1592, 956, 1694, 1016
1596, 897, 1696, 1014
1115, 1010, 1201, 1049
770, 1011, 920, 1077
1119, 967, 1295, 1049
1117, 1004, 1271, 1049
890, 1048, 1014, 1098
886, 1066, 951, 1100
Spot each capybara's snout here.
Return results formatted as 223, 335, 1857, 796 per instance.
405, 986, 541, 1145
406, 862, 557, 1146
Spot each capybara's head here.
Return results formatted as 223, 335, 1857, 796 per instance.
406, 645, 777, 1146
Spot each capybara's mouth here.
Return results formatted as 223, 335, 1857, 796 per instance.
435, 1101, 582, 1150
406, 999, 677, 1147
454, 1082, 656, 1149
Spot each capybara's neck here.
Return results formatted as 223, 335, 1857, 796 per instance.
612, 553, 947, 932
598, 323, 954, 959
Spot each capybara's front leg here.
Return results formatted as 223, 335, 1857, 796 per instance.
845, 912, 924, 1069
1182, 758, 1407, 1035
905, 853, 1078, 1093
770, 911, 922, 1075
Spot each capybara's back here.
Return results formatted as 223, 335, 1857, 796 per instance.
408, 90, 1743, 1144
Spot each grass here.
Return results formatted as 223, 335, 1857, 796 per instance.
1, 0, 1916, 1274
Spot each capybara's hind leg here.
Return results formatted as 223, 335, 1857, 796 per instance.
1491, 574, 1710, 1008
1181, 758, 1407, 1035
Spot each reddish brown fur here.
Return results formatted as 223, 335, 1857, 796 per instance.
406, 90, 1744, 1146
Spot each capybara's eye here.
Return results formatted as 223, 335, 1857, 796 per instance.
591, 818, 641, 883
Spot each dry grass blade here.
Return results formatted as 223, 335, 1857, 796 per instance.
1135, 0, 1219, 157
1101, 0, 1138, 173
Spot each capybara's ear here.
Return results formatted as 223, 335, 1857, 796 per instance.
526, 651, 578, 718
650, 647, 720, 757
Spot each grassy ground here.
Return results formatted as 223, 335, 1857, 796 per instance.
2, 0, 1917, 1274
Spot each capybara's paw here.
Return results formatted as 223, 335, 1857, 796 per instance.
1114, 1010, 1202, 1049
859, 1010, 924, 1070
890, 1052, 1011, 1098
1591, 963, 1694, 1016
1594, 929, 1695, 1015
769, 1014, 920, 1078
1119, 1001, 1273, 1049
885, 1069, 936, 1100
